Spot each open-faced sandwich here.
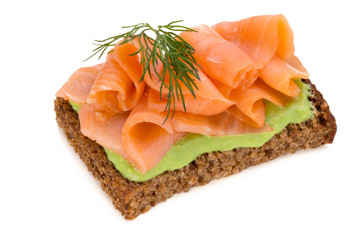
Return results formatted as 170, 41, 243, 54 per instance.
55, 14, 336, 220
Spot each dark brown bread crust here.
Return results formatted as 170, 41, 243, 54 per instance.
54, 79, 336, 220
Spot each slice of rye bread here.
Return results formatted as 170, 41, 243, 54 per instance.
54, 79, 336, 220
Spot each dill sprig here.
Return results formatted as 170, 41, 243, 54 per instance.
85, 20, 200, 123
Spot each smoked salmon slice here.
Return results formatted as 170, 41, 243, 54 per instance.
122, 92, 185, 173
180, 24, 257, 88
56, 64, 103, 105
172, 111, 271, 136
259, 55, 309, 97
145, 67, 234, 116
227, 79, 289, 128
87, 42, 145, 113
78, 103, 132, 160
212, 14, 295, 69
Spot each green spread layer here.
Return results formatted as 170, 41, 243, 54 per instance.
69, 101, 82, 112
70, 79, 313, 182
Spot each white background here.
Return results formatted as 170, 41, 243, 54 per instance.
1, 0, 359, 239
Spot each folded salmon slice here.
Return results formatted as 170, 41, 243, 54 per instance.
122, 92, 185, 173
78, 103, 132, 160
259, 55, 309, 97
227, 79, 289, 128
212, 14, 295, 69
56, 64, 103, 105
180, 24, 257, 88
79, 92, 184, 174
145, 67, 234, 116
87, 42, 145, 113
172, 111, 271, 136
